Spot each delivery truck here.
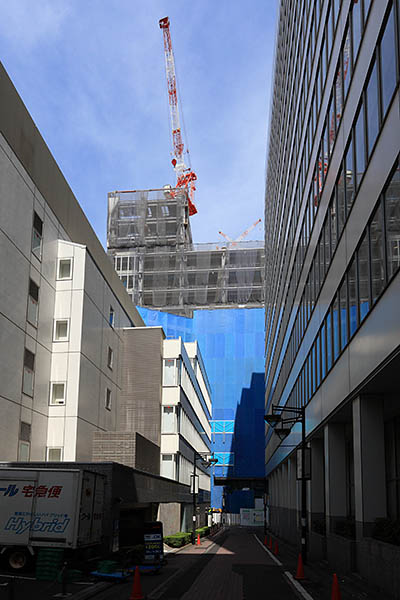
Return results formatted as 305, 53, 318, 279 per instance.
0, 467, 105, 570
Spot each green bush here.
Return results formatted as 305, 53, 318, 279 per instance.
164, 532, 191, 547
195, 526, 210, 537
372, 518, 400, 546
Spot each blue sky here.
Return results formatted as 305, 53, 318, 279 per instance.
0, 0, 277, 246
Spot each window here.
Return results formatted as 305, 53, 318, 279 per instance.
339, 277, 348, 350
337, 168, 346, 236
57, 258, 73, 280
27, 279, 39, 327
351, 0, 362, 62
47, 447, 62, 462
163, 358, 177, 386
370, 199, 386, 303
345, 139, 355, 215
109, 306, 115, 327
380, 5, 397, 117
348, 256, 358, 336
22, 349, 35, 396
333, 294, 340, 361
355, 103, 366, 187
121, 257, 128, 271
105, 388, 112, 411
162, 406, 178, 433
385, 165, 400, 279
18, 441, 30, 461
107, 347, 114, 369
20, 421, 31, 443
366, 60, 379, 157
32, 212, 43, 259
358, 231, 371, 323
54, 319, 69, 341
50, 382, 66, 405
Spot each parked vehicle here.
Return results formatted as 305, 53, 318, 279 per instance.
0, 468, 105, 570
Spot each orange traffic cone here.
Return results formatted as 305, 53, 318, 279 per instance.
196, 533, 201, 546
268, 536, 273, 549
295, 553, 305, 580
129, 566, 144, 600
331, 573, 341, 600
274, 540, 279, 555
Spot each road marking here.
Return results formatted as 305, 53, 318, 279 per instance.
252, 534, 283, 566
284, 571, 315, 600
148, 568, 184, 599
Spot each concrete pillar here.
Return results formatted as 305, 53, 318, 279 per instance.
309, 438, 325, 531
353, 396, 387, 538
324, 423, 347, 534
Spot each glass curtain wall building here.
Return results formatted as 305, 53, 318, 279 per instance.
265, 0, 400, 592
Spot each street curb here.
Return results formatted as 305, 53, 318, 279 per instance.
283, 571, 315, 600
252, 535, 315, 600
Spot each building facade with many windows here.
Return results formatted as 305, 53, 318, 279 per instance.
264, 0, 400, 592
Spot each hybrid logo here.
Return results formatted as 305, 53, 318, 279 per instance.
5, 516, 70, 535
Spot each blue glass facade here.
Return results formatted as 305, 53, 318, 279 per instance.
138, 306, 265, 512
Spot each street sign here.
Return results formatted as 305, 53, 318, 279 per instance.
190, 474, 199, 494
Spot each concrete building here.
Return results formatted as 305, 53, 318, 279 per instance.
264, 0, 400, 594
107, 189, 266, 513
161, 339, 211, 491
0, 61, 145, 465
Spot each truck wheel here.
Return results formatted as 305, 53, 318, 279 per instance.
7, 548, 30, 571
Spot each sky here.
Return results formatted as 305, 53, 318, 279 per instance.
0, 0, 277, 247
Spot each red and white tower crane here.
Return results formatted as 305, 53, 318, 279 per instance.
159, 16, 198, 216
218, 219, 262, 248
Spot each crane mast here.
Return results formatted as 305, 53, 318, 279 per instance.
159, 16, 197, 216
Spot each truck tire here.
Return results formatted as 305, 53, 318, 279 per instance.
6, 548, 31, 571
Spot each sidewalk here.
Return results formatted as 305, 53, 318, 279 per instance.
254, 529, 395, 600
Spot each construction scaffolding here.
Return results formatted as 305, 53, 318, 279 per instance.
107, 189, 264, 312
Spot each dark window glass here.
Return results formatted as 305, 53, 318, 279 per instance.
321, 323, 327, 379
335, 62, 343, 129
324, 216, 331, 271
364, 0, 371, 20
316, 333, 321, 387
348, 256, 358, 336
333, 0, 340, 27
33, 213, 43, 236
333, 294, 340, 361
24, 349, 35, 370
352, 0, 362, 62
29, 279, 39, 302
339, 277, 348, 349
355, 103, 366, 187
326, 312, 333, 371
385, 164, 400, 279
328, 94, 336, 155
121, 257, 128, 271
343, 25, 352, 98
380, 6, 397, 116
345, 139, 355, 214
366, 60, 379, 157
320, 230, 325, 283
358, 230, 370, 322
327, 4, 333, 55
337, 168, 346, 235
370, 199, 385, 304
331, 194, 338, 254
322, 34, 327, 82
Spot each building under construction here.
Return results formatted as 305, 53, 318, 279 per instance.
107, 187, 266, 513
107, 188, 264, 313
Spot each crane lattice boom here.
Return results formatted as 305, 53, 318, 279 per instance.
159, 16, 197, 216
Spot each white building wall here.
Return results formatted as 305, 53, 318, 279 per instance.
161, 338, 212, 492
0, 130, 140, 464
